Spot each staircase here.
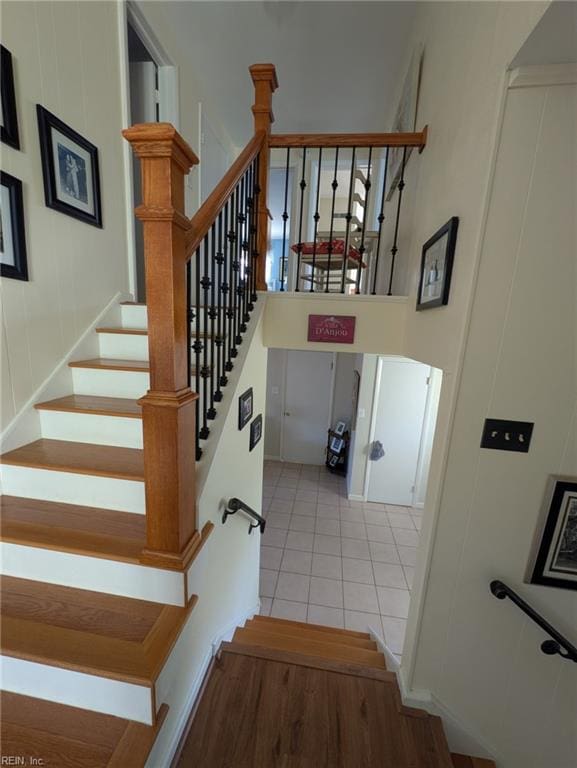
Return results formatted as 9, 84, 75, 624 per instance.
173, 615, 495, 768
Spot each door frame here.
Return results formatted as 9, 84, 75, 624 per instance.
279, 349, 337, 464
117, 1, 179, 298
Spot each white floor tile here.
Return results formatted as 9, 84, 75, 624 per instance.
345, 610, 383, 635
397, 545, 418, 566
260, 568, 278, 598
343, 581, 380, 614
266, 512, 291, 530
275, 572, 310, 603
269, 499, 293, 514
311, 553, 343, 580
308, 604, 344, 629
262, 528, 288, 548
372, 562, 407, 589
313, 534, 341, 556
277, 477, 299, 488
363, 509, 389, 526
309, 576, 343, 608
259, 597, 272, 616
340, 508, 365, 522
293, 500, 317, 517
281, 549, 312, 576
315, 518, 341, 536
342, 557, 374, 585
271, 598, 308, 622
381, 616, 407, 655
316, 504, 340, 520
261, 546, 283, 570
285, 531, 314, 552
403, 566, 415, 590
369, 542, 401, 564
366, 524, 395, 544
393, 528, 420, 547
387, 512, 415, 530
340, 521, 367, 540
411, 514, 423, 531
376, 586, 411, 618
290, 514, 316, 532
296, 489, 318, 502
341, 538, 370, 560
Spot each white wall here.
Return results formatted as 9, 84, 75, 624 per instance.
347, 353, 378, 499
409, 71, 577, 768
1, 1, 130, 431
264, 348, 285, 459
331, 352, 356, 427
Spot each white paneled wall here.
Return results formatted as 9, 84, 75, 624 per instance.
412, 76, 577, 768
1, 1, 129, 431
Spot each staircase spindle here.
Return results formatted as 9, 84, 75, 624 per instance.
371, 147, 390, 295
310, 147, 323, 292
214, 212, 224, 401
388, 146, 407, 296
251, 155, 261, 303
240, 171, 249, 333
199, 234, 210, 440
194, 245, 203, 459
207, 223, 217, 420
355, 147, 373, 295
341, 147, 357, 294
229, 186, 239, 360
235, 176, 245, 345
295, 147, 307, 292
280, 148, 291, 292
245, 163, 255, 312
325, 147, 339, 293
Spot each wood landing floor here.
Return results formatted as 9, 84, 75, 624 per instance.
175, 648, 445, 768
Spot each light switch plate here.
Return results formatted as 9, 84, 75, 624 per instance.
480, 418, 534, 453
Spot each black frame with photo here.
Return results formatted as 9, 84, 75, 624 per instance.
334, 421, 347, 437
249, 414, 263, 452
1, 46, 20, 150
37, 105, 102, 228
329, 436, 345, 454
526, 476, 577, 592
416, 216, 459, 311
238, 387, 253, 430
1, 171, 28, 281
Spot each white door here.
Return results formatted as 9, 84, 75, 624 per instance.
367, 358, 430, 506
282, 351, 334, 465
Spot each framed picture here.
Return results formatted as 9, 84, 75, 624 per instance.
37, 105, 102, 227
329, 436, 344, 454
1, 46, 20, 149
526, 476, 577, 591
386, 44, 423, 201
328, 454, 339, 468
238, 387, 253, 430
334, 421, 347, 436
249, 414, 262, 452
1, 171, 28, 281
416, 217, 459, 310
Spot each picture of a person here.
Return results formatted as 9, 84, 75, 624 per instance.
65, 153, 80, 199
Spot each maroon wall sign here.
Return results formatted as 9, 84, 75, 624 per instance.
307, 314, 356, 344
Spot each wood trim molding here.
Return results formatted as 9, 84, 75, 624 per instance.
269, 127, 429, 149
508, 63, 577, 89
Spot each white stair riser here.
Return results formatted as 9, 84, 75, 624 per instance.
120, 304, 148, 329
1, 543, 185, 606
72, 367, 149, 399
1, 656, 154, 724
38, 411, 143, 449
98, 333, 149, 360
0, 466, 145, 514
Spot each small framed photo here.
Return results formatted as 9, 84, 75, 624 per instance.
37, 105, 102, 227
416, 217, 459, 310
238, 387, 253, 430
1, 46, 20, 150
328, 454, 339, 468
330, 436, 344, 454
249, 414, 263, 452
526, 476, 577, 591
334, 421, 347, 436
1, 171, 28, 281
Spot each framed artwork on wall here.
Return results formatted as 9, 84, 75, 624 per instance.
238, 387, 253, 430
416, 217, 459, 310
0, 171, 28, 281
249, 414, 263, 452
37, 105, 102, 228
1, 45, 20, 150
526, 476, 577, 591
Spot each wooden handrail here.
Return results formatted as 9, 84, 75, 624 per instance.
184, 130, 266, 261
269, 127, 428, 150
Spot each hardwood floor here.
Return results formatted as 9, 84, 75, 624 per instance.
175, 646, 451, 768
1, 691, 167, 768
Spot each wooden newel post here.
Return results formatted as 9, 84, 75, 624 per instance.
122, 123, 201, 571
249, 64, 278, 292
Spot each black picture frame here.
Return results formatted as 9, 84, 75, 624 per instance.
526, 476, 577, 592
36, 105, 102, 228
238, 387, 253, 430
249, 414, 263, 452
1, 171, 28, 281
416, 216, 459, 310
1, 46, 20, 150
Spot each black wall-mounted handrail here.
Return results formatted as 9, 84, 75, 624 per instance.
222, 497, 266, 535
490, 580, 577, 663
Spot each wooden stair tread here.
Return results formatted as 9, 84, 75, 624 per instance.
0, 439, 144, 481
0, 575, 195, 685
96, 327, 148, 335
251, 613, 371, 640
69, 358, 150, 372
0, 496, 145, 563
232, 626, 386, 669
1, 691, 167, 768
244, 617, 377, 650
451, 754, 496, 768
35, 395, 142, 419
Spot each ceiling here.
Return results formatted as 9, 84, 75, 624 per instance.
511, 1, 577, 69
156, 1, 418, 147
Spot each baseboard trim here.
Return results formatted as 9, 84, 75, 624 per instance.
348, 493, 366, 502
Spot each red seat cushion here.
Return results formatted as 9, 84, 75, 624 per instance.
291, 239, 366, 268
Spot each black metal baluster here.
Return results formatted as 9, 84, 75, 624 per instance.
325, 147, 339, 293
230, 183, 240, 356
280, 148, 290, 292
388, 146, 407, 296
251, 154, 260, 303
341, 147, 356, 294
207, 223, 217, 420
245, 163, 255, 312
235, 176, 245, 345
355, 147, 373, 295
241, 169, 250, 331
199, 234, 210, 440
214, 211, 224, 401
295, 147, 307, 292
310, 147, 322, 292
223, 198, 233, 377
372, 147, 390, 295
186, 258, 192, 388
193, 246, 203, 459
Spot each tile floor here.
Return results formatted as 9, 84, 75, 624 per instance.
259, 460, 422, 659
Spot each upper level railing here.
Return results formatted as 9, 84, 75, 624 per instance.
490, 580, 577, 663
122, 63, 426, 571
